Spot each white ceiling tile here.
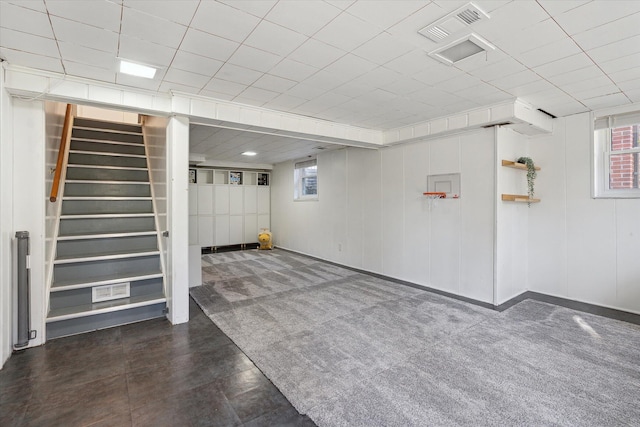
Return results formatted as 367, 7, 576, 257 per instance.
535, 0, 590, 16
533, 53, 594, 78
115, 73, 162, 91
507, 79, 557, 97
197, 90, 235, 101
50, 16, 119, 53
572, 83, 622, 101
542, 100, 589, 117
265, 0, 341, 36
599, 52, 640, 74
323, 54, 377, 81
610, 67, 640, 84
227, 96, 266, 108
494, 19, 568, 56
0, 47, 63, 72
324, 1, 356, 10
626, 88, 640, 103
158, 80, 200, 95
228, 45, 282, 73
313, 12, 381, 51
203, 78, 247, 96
218, 0, 278, 18
163, 68, 210, 89
355, 88, 398, 104
123, 0, 198, 26
332, 80, 375, 98
121, 7, 187, 49
352, 32, 414, 66
0, 2, 53, 38
618, 78, 640, 92
345, 0, 426, 30
170, 51, 223, 76
385, 2, 445, 49
288, 38, 346, 69
252, 74, 298, 92
0, 27, 59, 57
285, 83, 327, 100
349, 66, 402, 88
572, 12, 640, 50
190, 1, 260, 43
268, 59, 318, 82
215, 63, 262, 85
516, 38, 582, 68
118, 34, 176, 67
545, 66, 605, 87
244, 20, 308, 57
381, 77, 427, 96
587, 35, 640, 64
554, 1, 640, 36
581, 92, 631, 110
489, 69, 539, 91
383, 49, 435, 76
46, 0, 122, 32
437, 74, 484, 93
301, 70, 348, 91
262, 93, 308, 111
413, 63, 464, 85
471, 58, 526, 82
180, 28, 239, 62
472, 1, 548, 41
58, 41, 116, 70
64, 60, 116, 83
5, 0, 46, 13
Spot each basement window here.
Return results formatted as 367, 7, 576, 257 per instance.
294, 158, 318, 201
593, 110, 640, 198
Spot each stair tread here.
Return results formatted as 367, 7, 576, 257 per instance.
54, 249, 160, 264
69, 150, 146, 158
46, 292, 166, 322
73, 127, 142, 136
65, 179, 150, 184
57, 230, 157, 240
60, 213, 154, 219
51, 270, 163, 290
67, 164, 148, 171
62, 196, 153, 200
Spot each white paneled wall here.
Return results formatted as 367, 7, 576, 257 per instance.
495, 127, 530, 304
272, 128, 496, 303
529, 113, 640, 314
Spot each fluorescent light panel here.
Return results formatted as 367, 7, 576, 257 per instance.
242, 151, 257, 156
119, 60, 157, 79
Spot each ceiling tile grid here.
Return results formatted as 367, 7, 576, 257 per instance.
1, 0, 640, 165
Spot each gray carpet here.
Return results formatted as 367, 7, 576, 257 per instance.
191, 249, 640, 427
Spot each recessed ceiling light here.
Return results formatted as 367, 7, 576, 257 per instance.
119, 60, 157, 79
242, 151, 257, 156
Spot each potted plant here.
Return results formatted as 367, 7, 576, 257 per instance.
516, 157, 537, 206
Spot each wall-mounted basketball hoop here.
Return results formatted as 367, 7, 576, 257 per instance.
423, 192, 446, 210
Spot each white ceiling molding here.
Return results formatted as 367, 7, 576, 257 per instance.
384, 99, 553, 145
4, 64, 553, 150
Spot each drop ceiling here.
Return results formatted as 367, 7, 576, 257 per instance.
1, 0, 639, 165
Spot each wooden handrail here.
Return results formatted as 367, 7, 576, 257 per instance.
50, 104, 73, 202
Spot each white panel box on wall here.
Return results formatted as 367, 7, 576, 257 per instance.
427, 173, 461, 198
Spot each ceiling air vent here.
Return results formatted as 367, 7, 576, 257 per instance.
428, 33, 495, 65
418, 2, 490, 43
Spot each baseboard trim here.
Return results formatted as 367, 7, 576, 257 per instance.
276, 247, 640, 326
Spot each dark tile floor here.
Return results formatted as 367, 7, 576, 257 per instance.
0, 298, 316, 427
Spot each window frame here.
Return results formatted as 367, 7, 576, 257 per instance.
294, 158, 318, 201
592, 109, 640, 199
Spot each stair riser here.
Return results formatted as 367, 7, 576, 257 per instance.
62, 200, 153, 215
68, 152, 147, 168
54, 255, 161, 283
71, 128, 143, 144
70, 140, 146, 156
64, 182, 151, 197
66, 167, 148, 182
59, 217, 156, 235
57, 235, 158, 258
73, 118, 142, 134
50, 278, 163, 310
46, 303, 166, 340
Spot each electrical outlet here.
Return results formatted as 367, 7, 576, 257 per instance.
338, 243, 342, 252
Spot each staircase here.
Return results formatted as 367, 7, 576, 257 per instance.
46, 117, 167, 339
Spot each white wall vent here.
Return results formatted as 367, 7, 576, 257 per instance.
418, 2, 490, 43
92, 282, 130, 303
